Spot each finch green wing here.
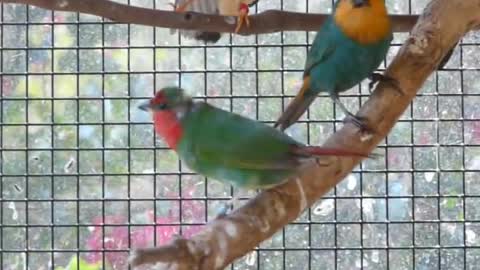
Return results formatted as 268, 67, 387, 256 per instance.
179, 103, 301, 170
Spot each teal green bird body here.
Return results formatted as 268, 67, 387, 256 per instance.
308, 17, 391, 92
139, 87, 372, 190
177, 103, 297, 189
275, 0, 393, 130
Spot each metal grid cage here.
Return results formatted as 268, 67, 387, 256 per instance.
1, 0, 480, 269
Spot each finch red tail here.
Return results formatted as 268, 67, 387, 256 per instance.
294, 146, 378, 159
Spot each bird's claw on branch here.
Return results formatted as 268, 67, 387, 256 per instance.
368, 72, 404, 96
343, 114, 376, 135
235, 11, 250, 33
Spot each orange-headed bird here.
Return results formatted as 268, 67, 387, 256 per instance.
275, 0, 397, 131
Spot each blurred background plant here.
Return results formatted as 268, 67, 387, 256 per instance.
1, 0, 480, 269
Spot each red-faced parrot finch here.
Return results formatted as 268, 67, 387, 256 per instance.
139, 87, 375, 192
275, 0, 400, 131
170, 0, 259, 43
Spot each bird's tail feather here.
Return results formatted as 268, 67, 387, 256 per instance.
294, 146, 380, 159
275, 77, 315, 131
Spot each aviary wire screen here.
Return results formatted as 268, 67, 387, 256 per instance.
1, 0, 480, 269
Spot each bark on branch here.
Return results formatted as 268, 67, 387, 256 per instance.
128, 0, 480, 269
1, 0, 420, 34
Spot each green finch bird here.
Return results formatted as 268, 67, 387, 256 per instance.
275, 0, 399, 131
139, 87, 374, 191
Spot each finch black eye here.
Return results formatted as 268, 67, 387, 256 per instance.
150, 103, 167, 110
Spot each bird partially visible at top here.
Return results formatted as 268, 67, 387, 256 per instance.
170, 0, 259, 43
275, 0, 401, 132
139, 87, 376, 214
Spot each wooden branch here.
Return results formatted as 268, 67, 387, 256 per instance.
128, 0, 480, 269
1, 0, 420, 34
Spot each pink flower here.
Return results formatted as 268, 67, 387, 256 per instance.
53, 14, 65, 23
418, 132, 431, 145
86, 216, 130, 268
2, 77, 13, 97
472, 121, 480, 142
85, 188, 205, 269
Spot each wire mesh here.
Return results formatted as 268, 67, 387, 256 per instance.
1, 0, 480, 269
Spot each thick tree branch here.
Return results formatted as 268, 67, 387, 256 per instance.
128, 0, 480, 269
1, 0, 420, 33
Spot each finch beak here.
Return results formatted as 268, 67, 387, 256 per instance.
138, 101, 151, 112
